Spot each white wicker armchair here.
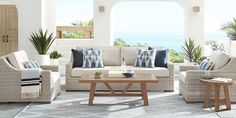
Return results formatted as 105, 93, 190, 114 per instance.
179, 57, 236, 103
0, 52, 61, 103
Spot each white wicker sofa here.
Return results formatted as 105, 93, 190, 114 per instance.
0, 50, 61, 103
66, 46, 174, 91
179, 54, 236, 103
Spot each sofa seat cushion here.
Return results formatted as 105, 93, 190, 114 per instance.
179, 71, 186, 84
71, 66, 169, 77
51, 72, 60, 85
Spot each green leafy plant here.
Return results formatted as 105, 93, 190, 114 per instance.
221, 18, 236, 40
95, 71, 102, 76
182, 38, 195, 62
182, 38, 204, 63
50, 51, 63, 59
29, 29, 56, 55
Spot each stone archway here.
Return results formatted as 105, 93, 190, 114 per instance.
93, 0, 204, 46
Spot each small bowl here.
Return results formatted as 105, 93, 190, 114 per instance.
122, 70, 135, 78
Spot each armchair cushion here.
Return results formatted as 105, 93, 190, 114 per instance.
209, 52, 230, 70
7, 50, 29, 69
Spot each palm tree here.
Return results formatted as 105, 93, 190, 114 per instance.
221, 18, 236, 40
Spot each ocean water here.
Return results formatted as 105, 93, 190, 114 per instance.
113, 32, 228, 52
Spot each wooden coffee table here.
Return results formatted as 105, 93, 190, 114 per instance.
79, 73, 158, 106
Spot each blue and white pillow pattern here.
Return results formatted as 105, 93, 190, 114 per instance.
199, 59, 214, 70
134, 48, 156, 68
82, 48, 104, 68
23, 60, 40, 68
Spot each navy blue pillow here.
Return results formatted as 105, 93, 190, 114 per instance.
148, 47, 168, 67
71, 49, 83, 68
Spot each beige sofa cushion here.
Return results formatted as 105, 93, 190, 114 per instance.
179, 71, 186, 84
51, 72, 60, 86
101, 47, 121, 66
209, 52, 230, 70
71, 66, 169, 77
121, 47, 147, 65
7, 50, 29, 69
76, 46, 121, 66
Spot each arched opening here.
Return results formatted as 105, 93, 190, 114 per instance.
111, 1, 184, 63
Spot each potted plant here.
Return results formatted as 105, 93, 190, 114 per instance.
29, 29, 56, 65
95, 71, 103, 78
50, 51, 63, 65
182, 38, 205, 65
221, 18, 236, 55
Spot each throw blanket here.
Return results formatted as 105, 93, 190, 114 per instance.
21, 69, 42, 98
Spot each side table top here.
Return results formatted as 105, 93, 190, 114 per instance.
200, 77, 232, 84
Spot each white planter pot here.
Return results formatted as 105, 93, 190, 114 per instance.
184, 59, 196, 65
50, 59, 59, 65
34, 55, 50, 65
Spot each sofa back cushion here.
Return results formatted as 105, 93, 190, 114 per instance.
7, 50, 29, 69
121, 47, 148, 65
101, 47, 121, 66
209, 52, 230, 70
82, 48, 104, 68
134, 48, 156, 68
71, 49, 83, 68
76, 46, 121, 66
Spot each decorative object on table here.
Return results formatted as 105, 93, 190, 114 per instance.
50, 51, 63, 65
121, 57, 126, 70
29, 29, 56, 65
108, 70, 125, 78
82, 48, 104, 68
122, 70, 135, 78
134, 48, 156, 68
221, 18, 236, 56
95, 71, 103, 78
200, 78, 232, 112
148, 47, 168, 67
182, 38, 205, 64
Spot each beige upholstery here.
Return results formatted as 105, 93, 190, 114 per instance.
209, 52, 230, 70
71, 66, 169, 77
121, 47, 147, 65
66, 46, 174, 91
101, 47, 121, 66
179, 58, 236, 103
7, 50, 29, 69
0, 51, 61, 103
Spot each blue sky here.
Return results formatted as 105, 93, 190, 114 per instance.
57, 0, 236, 39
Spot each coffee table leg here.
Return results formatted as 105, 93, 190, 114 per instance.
141, 82, 149, 106
224, 85, 231, 110
89, 83, 96, 106
204, 85, 211, 108
215, 85, 220, 112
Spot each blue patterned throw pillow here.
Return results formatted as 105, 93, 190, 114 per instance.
134, 48, 156, 68
23, 60, 40, 68
82, 48, 104, 68
199, 59, 214, 70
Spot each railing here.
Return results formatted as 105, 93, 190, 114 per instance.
56, 26, 93, 39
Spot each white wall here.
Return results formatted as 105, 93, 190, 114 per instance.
0, 0, 203, 58
0, 0, 56, 58
94, 0, 204, 46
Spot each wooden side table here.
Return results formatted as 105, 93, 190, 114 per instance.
200, 78, 232, 112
